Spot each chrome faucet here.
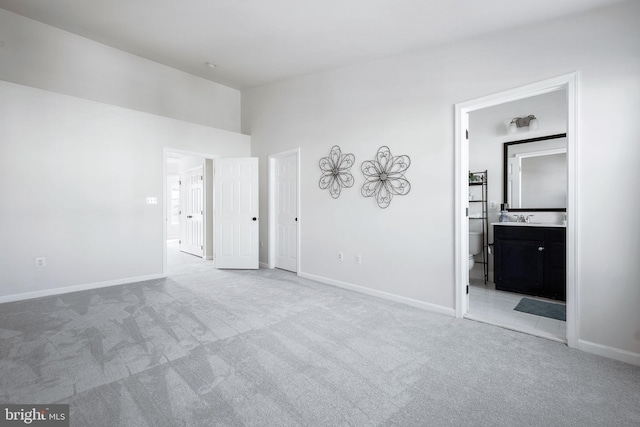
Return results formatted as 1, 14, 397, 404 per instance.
516, 214, 534, 223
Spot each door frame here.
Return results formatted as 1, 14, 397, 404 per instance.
454, 73, 579, 348
162, 148, 218, 275
268, 148, 301, 271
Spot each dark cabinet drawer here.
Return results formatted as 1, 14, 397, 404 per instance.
494, 225, 544, 241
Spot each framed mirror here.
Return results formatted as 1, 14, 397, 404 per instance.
503, 133, 567, 212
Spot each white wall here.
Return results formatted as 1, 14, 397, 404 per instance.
243, 1, 640, 358
0, 9, 241, 132
0, 9, 249, 300
0, 81, 249, 300
178, 156, 205, 172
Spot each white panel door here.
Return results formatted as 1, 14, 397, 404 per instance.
179, 165, 204, 257
275, 154, 298, 272
214, 158, 259, 269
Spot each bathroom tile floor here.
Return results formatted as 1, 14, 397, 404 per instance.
466, 279, 566, 342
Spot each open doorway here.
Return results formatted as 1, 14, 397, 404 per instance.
467, 91, 567, 342
454, 73, 578, 348
164, 150, 215, 275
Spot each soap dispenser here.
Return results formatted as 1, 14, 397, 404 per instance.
499, 203, 509, 222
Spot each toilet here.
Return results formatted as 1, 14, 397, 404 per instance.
468, 230, 484, 270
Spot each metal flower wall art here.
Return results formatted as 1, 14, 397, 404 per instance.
319, 145, 355, 198
361, 146, 411, 208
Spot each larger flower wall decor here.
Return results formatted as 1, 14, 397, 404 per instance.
319, 145, 355, 198
361, 146, 411, 208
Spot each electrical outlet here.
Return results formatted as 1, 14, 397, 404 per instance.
338, 251, 344, 261
35, 257, 46, 267
355, 254, 362, 264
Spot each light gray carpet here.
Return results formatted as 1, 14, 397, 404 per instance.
1, 249, 639, 426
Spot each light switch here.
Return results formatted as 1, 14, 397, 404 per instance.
146, 197, 158, 205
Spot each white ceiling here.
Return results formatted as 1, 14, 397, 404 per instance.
0, 0, 627, 89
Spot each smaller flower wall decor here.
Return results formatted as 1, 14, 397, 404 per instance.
319, 145, 355, 198
361, 146, 411, 208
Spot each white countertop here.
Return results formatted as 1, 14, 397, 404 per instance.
491, 222, 566, 228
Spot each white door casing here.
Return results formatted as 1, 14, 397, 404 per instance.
214, 157, 259, 269
454, 72, 578, 348
275, 153, 298, 272
179, 165, 204, 257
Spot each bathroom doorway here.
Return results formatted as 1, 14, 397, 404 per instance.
454, 73, 578, 348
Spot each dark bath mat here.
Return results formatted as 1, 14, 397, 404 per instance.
514, 297, 566, 321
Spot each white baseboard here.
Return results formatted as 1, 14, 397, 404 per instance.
0, 273, 167, 304
298, 272, 455, 317
578, 339, 640, 366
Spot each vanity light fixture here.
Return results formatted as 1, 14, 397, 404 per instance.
508, 115, 538, 133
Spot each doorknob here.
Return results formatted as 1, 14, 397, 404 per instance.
538, 246, 545, 251
187, 215, 193, 218
252, 217, 257, 221
295, 218, 298, 221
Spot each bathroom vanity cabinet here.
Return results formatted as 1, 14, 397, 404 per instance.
493, 224, 566, 301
